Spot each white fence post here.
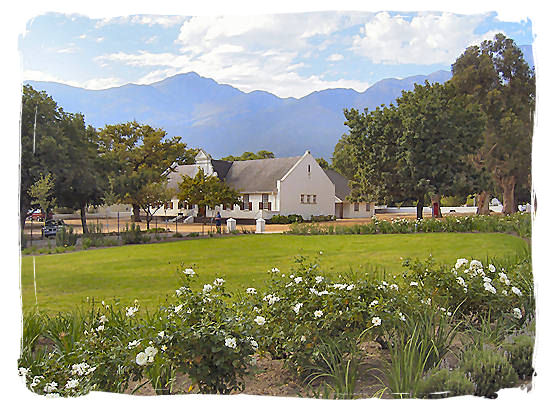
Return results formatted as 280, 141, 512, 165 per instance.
256, 218, 265, 234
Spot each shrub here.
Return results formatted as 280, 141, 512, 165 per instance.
56, 226, 77, 247
502, 334, 535, 380
121, 223, 150, 244
459, 348, 518, 398
418, 368, 475, 398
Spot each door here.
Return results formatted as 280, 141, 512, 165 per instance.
335, 203, 343, 219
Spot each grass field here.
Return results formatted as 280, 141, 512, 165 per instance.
20, 233, 527, 312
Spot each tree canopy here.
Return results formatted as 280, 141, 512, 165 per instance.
345, 81, 485, 219
450, 33, 535, 214
221, 150, 275, 161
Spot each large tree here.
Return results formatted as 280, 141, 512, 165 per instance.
346, 81, 485, 219
450, 33, 535, 214
20, 85, 106, 232
98, 121, 194, 221
331, 135, 357, 180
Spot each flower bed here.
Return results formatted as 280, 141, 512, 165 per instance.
19, 254, 534, 398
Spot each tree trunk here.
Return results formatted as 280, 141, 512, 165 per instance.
501, 176, 516, 215
146, 215, 151, 230
476, 191, 490, 215
416, 197, 424, 220
132, 203, 142, 222
80, 203, 88, 235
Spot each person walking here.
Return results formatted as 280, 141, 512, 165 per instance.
215, 211, 222, 234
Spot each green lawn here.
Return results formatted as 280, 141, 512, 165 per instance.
20, 233, 527, 312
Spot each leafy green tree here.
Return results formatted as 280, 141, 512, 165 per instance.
346, 81, 485, 219
177, 168, 241, 216
331, 136, 357, 180
221, 150, 275, 161
316, 157, 330, 169
27, 173, 56, 217
98, 121, 194, 222
451, 33, 535, 214
132, 181, 176, 230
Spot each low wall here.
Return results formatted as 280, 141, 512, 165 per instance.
375, 206, 503, 215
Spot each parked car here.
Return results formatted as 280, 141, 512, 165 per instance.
42, 220, 65, 238
29, 210, 45, 222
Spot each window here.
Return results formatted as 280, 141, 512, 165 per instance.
165, 201, 173, 209
301, 193, 317, 204
366, 203, 371, 212
261, 194, 270, 211
301, 194, 305, 203
312, 195, 317, 204
307, 164, 311, 174
307, 194, 311, 203
242, 194, 251, 211
354, 203, 359, 212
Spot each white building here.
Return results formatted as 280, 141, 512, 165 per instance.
156, 149, 374, 221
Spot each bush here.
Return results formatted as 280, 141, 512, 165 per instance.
418, 368, 475, 398
56, 226, 77, 247
459, 348, 518, 398
121, 223, 150, 245
502, 334, 535, 380
269, 214, 304, 224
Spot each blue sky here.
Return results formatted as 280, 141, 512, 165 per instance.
19, 10, 533, 98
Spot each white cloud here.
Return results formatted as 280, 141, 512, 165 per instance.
327, 53, 344, 62
57, 46, 79, 54
351, 11, 502, 65
23, 69, 124, 90
95, 14, 187, 28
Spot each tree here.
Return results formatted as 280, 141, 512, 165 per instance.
98, 121, 195, 222
221, 150, 275, 161
451, 33, 535, 214
132, 181, 176, 230
28, 173, 56, 217
177, 168, 241, 216
346, 81, 485, 219
331, 136, 357, 180
316, 157, 330, 169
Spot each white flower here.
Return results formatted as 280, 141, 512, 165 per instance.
250, 339, 258, 349
99, 315, 108, 323
371, 316, 382, 326
161, 345, 167, 352
484, 282, 497, 294
96, 325, 104, 332
314, 310, 324, 318
470, 260, 483, 269
421, 298, 432, 305
410, 281, 419, 287
174, 304, 183, 313
489, 264, 496, 273
332, 283, 346, 290
483, 277, 492, 283
456, 276, 466, 287
184, 268, 196, 276
225, 337, 237, 349
513, 308, 523, 319
145, 346, 158, 362
369, 300, 379, 307
246, 287, 257, 295
136, 352, 148, 366
318, 290, 329, 296
30, 375, 43, 388
158, 331, 165, 338
390, 284, 399, 291
398, 312, 406, 322
271, 267, 280, 274
43, 381, 58, 393
71, 362, 95, 376
203, 284, 213, 293
315, 276, 324, 283
254, 316, 266, 326
18, 367, 29, 378
292, 303, 303, 314
300, 335, 307, 342
126, 306, 139, 317
505, 278, 511, 286
455, 258, 468, 270
498, 272, 508, 283
263, 294, 280, 305
213, 278, 225, 287
294, 276, 303, 284
347, 284, 355, 291
502, 290, 508, 296
319, 251, 323, 255
511, 287, 523, 296
65, 379, 79, 390
128, 340, 140, 349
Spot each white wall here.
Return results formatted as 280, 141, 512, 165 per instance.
342, 202, 375, 218
278, 153, 335, 218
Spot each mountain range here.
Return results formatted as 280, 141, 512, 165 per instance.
25, 45, 533, 159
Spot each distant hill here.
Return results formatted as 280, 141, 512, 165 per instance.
25, 45, 533, 159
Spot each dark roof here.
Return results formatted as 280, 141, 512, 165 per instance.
224, 156, 302, 192
211, 160, 233, 180
324, 169, 351, 201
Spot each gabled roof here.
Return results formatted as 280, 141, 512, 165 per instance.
166, 164, 198, 190
323, 168, 351, 201
224, 156, 302, 192
211, 159, 233, 180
